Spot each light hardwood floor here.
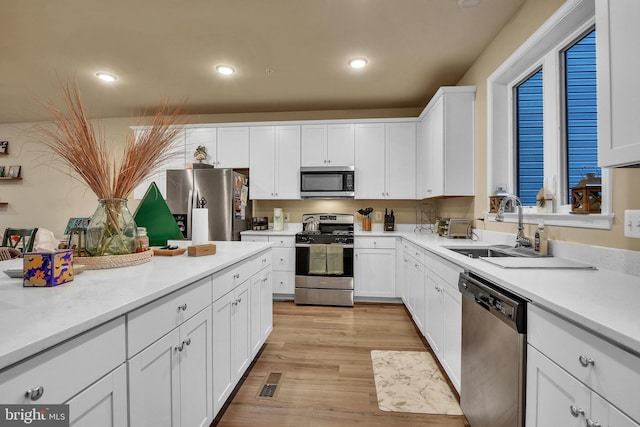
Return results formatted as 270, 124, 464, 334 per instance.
215, 302, 470, 426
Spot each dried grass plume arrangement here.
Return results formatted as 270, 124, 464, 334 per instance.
37, 80, 187, 199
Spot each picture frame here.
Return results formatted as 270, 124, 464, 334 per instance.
0, 141, 8, 154
63, 217, 91, 235
7, 165, 21, 178
0, 166, 4, 177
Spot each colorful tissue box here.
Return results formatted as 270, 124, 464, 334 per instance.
23, 250, 74, 287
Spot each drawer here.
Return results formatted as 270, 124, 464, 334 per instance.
269, 235, 295, 247
0, 317, 125, 404
212, 260, 253, 301
402, 241, 425, 265
127, 276, 212, 357
356, 236, 397, 250
272, 247, 295, 271
424, 250, 462, 288
528, 304, 640, 421
272, 271, 295, 294
242, 234, 269, 243
252, 250, 272, 273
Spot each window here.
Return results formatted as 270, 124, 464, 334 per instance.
564, 29, 599, 203
488, 0, 613, 229
515, 68, 544, 206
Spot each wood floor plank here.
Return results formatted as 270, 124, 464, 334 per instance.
215, 301, 469, 427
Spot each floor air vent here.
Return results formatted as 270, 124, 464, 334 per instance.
257, 372, 283, 399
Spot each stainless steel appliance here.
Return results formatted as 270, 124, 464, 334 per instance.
166, 168, 251, 241
458, 271, 527, 427
295, 213, 354, 306
300, 166, 355, 198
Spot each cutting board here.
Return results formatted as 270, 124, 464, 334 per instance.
480, 256, 596, 269
153, 248, 187, 256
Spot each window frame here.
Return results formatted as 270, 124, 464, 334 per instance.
487, 0, 613, 230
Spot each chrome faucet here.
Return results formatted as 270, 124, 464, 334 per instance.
495, 194, 531, 248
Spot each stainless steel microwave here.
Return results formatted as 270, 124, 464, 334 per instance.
300, 166, 355, 198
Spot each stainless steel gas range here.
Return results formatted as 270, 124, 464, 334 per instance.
294, 213, 354, 307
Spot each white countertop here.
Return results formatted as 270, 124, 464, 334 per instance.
244, 226, 640, 355
0, 241, 272, 370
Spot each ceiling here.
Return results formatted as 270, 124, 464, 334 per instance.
0, 0, 526, 124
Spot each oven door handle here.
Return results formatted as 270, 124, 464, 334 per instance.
295, 243, 354, 249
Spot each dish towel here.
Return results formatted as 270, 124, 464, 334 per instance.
326, 244, 344, 275
309, 244, 327, 275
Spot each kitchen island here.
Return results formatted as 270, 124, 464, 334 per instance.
0, 241, 273, 426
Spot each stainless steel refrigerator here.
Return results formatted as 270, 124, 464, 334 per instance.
166, 168, 251, 241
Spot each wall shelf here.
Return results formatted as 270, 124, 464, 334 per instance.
0, 177, 22, 181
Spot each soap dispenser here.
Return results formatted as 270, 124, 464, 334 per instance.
534, 220, 548, 255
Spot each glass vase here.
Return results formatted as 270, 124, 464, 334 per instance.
86, 198, 139, 256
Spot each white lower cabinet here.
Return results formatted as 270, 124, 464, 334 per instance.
423, 252, 462, 392
129, 307, 213, 427
250, 266, 273, 358
527, 304, 640, 426
0, 317, 126, 409
407, 258, 426, 333
354, 237, 396, 298
527, 346, 639, 427
242, 233, 295, 297
212, 280, 250, 417
67, 364, 127, 427
399, 240, 426, 333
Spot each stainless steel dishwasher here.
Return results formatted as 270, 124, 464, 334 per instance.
458, 271, 527, 427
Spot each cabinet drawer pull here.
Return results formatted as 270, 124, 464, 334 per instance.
569, 405, 584, 417
175, 338, 191, 352
25, 386, 44, 401
177, 303, 188, 312
586, 419, 601, 427
578, 355, 595, 367
234, 273, 240, 279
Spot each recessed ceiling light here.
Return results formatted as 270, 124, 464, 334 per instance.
348, 57, 368, 69
216, 65, 235, 75
95, 72, 117, 82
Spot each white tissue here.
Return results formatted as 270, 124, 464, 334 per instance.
191, 209, 209, 245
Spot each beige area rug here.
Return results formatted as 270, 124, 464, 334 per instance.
371, 350, 463, 415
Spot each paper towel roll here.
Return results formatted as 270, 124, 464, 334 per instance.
191, 208, 209, 245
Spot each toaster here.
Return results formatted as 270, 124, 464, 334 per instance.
439, 218, 472, 238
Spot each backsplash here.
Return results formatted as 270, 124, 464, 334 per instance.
253, 197, 475, 228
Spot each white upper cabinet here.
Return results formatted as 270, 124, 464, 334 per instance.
386, 122, 417, 199
596, 0, 640, 167
301, 124, 355, 167
355, 122, 416, 199
249, 125, 301, 200
216, 127, 250, 168
417, 86, 475, 199
185, 126, 249, 169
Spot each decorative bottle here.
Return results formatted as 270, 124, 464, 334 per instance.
534, 220, 548, 255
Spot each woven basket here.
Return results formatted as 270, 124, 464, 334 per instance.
76, 250, 153, 270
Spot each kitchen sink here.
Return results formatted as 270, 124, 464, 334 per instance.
444, 244, 542, 259
445, 245, 596, 268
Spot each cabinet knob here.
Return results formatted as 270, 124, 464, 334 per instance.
586, 419, 601, 427
25, 386, 44, 401
234, 273, 240, 279
578, 355, 595, 367
178, 303, 187, 311
569, 405, 584, 418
